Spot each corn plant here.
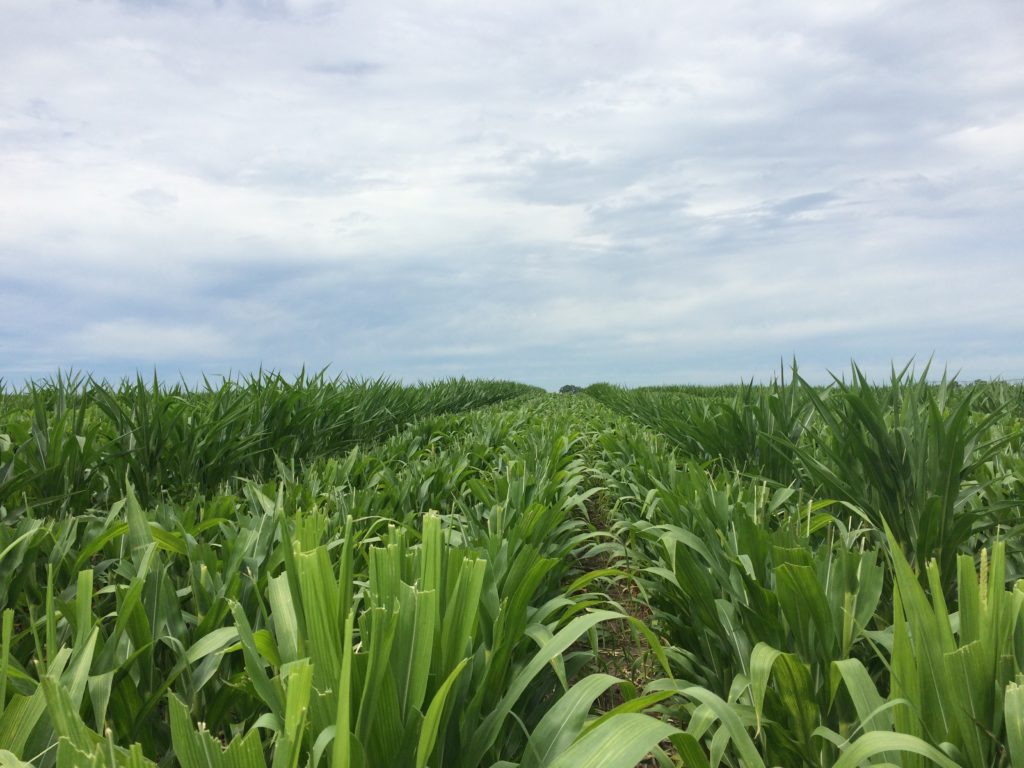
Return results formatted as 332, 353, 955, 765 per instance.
793, 362, 1017, 589
587, 362, 813, 483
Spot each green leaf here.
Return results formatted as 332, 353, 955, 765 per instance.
416, 658, 469, 768
545, 713, 680, 768
332, 610, 356, 768
169, 694, 266, 768
273, 659, 313, 768
463, 610, 626, 767
831, 731, 962, 768
1006, 680, 1024, 768
520, 674, 622, 768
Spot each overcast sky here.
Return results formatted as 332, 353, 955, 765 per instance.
2, 0, 1022, 389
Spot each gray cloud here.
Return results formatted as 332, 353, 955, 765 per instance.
130, 187, 178, 208
1, 0, 1023, 388
307, 60, 383, 77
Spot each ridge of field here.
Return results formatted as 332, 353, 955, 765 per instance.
0, 367, 1022, 767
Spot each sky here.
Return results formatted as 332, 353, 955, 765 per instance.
1, 0, 1023, 390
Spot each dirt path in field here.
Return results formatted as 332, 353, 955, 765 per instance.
582, 491, 675, 767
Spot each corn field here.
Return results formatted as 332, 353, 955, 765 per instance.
0, 364, 1022, 767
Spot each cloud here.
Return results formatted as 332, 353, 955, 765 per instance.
1, 0, 1023, 388
70, 320, 233, 361
129, 187, 178, 208
306, 60, 383, 77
